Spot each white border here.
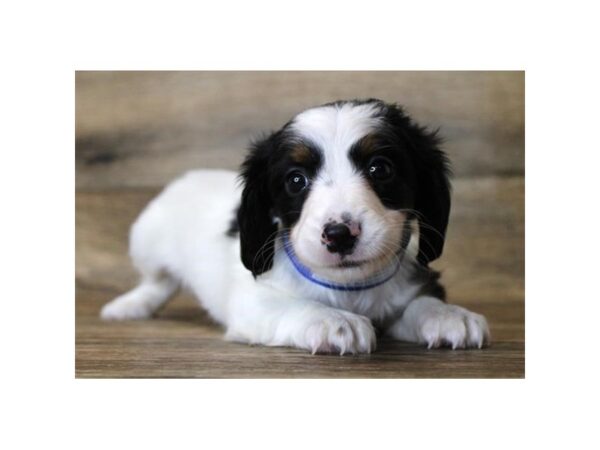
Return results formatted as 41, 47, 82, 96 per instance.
3, 0, 600, 448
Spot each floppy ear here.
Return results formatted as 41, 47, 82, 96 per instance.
409, 128, 452, 266
237, 133, 279, 277
384, 103, 451, 265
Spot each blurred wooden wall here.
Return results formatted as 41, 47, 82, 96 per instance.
75, 71, 524, 190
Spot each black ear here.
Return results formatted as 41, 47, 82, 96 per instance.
237, 133, 279, 277
383, 103, 452, 265
409, 128, 451, 266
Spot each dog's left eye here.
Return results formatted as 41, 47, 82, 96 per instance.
285, 170, 309, 195
367, 156, 394, 181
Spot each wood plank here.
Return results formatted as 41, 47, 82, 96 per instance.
77, 285, 523, 378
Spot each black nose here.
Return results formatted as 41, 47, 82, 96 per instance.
322, 223, 357, 255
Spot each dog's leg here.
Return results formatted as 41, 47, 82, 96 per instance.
100, 273, 179, 320
225, 287, 376, 355
386, 296, 490, 349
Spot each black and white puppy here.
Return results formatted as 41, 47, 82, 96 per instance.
101, 99, 490, 354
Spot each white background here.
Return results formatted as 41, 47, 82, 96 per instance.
1, 0, 599, 449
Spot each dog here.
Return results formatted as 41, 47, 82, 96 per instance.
101, 99, 490, 354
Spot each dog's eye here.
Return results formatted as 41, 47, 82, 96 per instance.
285, 170, 309, 195
367, 157, 394, 181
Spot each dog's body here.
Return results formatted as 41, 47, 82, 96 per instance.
101, 99, 490, 354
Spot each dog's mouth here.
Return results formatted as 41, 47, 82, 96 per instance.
291, 242, 379, 271
287, 229, 403, 274
335, 259, 369, 268
299, 243, 398, 271
331, 244, 397, 270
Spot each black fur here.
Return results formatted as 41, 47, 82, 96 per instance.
386, 109, 451, 266
237, 132, 280, 277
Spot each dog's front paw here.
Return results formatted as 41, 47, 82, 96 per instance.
302, 309, 376, 355
418, 304, 490, 349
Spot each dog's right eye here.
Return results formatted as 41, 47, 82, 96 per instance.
285, 170, 309, 195
367, 156, 395, 182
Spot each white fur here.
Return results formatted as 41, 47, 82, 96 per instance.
101, 104, 490, 354
101, 170, 489, 354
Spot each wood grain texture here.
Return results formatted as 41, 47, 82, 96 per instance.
76, 71, 524, 189
76, 288, 523, 378
75, 176, 524, 378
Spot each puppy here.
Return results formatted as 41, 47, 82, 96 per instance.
101, 99, 490, 354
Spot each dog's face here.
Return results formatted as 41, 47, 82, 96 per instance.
237, 99, 450, 278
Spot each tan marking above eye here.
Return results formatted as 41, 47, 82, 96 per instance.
355, 134, 378, 156
290, 144, 313, 164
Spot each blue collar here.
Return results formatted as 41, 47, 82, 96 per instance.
281, 232, 401, 292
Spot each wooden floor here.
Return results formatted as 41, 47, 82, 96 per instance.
75, 176, 524, 378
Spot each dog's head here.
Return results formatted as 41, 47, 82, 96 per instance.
237, 99, 451, 278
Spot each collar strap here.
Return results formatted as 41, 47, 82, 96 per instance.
281, 232, 401, 292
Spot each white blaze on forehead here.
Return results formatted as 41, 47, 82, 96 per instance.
290, 102, 382, 180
